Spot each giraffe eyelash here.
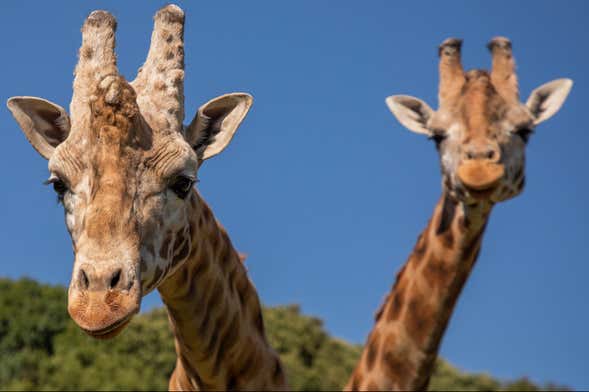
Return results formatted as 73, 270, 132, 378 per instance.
514, 127, 533, 143
169, 175, 196, 199
428, 131, 447, 148
44, 176, 68, 204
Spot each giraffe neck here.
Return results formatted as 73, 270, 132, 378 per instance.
346, 192, 492, 391
157, 191, 286, 391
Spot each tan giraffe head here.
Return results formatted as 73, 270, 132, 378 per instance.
7, 6, 252, 338
387, 37, 572, 204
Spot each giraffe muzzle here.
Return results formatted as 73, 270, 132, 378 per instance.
67, 262, 141, 339
457, 160, 505, 194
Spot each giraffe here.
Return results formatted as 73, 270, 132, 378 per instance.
7, 5, 286, 391
345, 37, 572, 391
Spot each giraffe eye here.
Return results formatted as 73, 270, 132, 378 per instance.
44, 176, 68, 202
428, 130, 447, 148
515, 127, 533, 143
170, 176, 194, 199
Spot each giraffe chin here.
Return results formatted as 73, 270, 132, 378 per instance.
82, 315, 133, 340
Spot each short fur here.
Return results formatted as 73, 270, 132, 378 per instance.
7, 5, 285, 390
348, 37, 572, 390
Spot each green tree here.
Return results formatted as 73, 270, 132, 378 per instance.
0, 278, 569, 391
0, 278, 68, 389
263, 304, 361, 390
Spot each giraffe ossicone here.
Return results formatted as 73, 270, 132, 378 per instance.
8, 5, 286, 390
347, 37, 572, 391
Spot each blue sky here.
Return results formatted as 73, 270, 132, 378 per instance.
1, 0, 587, 389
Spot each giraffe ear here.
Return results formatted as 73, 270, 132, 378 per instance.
7, 97, 71, 160
185, 93, 253, 161
526, 79, 573, 126
385, 95, 434, 136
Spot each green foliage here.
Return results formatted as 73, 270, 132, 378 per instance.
41, 308, 176, 391
263, 304, 362, 390
0, 278, 568, 391
0, 278, 68, 389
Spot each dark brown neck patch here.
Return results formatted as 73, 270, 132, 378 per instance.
345, 195, 491, 391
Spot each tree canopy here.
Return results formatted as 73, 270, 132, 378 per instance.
0, 278, 567, 391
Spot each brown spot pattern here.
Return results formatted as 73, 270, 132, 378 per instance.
386, 269, 407, 322
159, 234, 172, 259
172, 232, 184, 252
219, 242, 232, 271
423, 254, 452, 290
213, 311, 241, 375
413, 231, 428, 258
349, 372, 361, 391
365, 331, 380, 371
189, 258, 209, 283
458, 214, 470, 231
462, 223, 487, 259
172, 239, 190, 265
374, 294, 389, 322
230, 342, 257, 383
204, 317, 222, 374
406, 290, 433, 347
382, 348, 409, 386
386, 289, 405, 322
436, 194, 457, 238
149, 265, 163, 289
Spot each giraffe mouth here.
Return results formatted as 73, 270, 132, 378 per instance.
82, 312, 135, 339
457, 161, 504, 197
67, 261, 142, 339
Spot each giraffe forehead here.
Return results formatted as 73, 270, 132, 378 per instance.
458, 75, 504, 136
447, 70, 532, 140
50, 134, 196, 191
48, 133, 138, 185
50, 75, 200, 181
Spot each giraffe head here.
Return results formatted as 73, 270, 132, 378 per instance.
7, 6, 252, 338
387, 37, 572, 204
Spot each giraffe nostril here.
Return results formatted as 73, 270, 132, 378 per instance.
109, 269, 122, 290
486, 150, 495, 159
79, 269, 89, 290
466, 152, 474, 160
